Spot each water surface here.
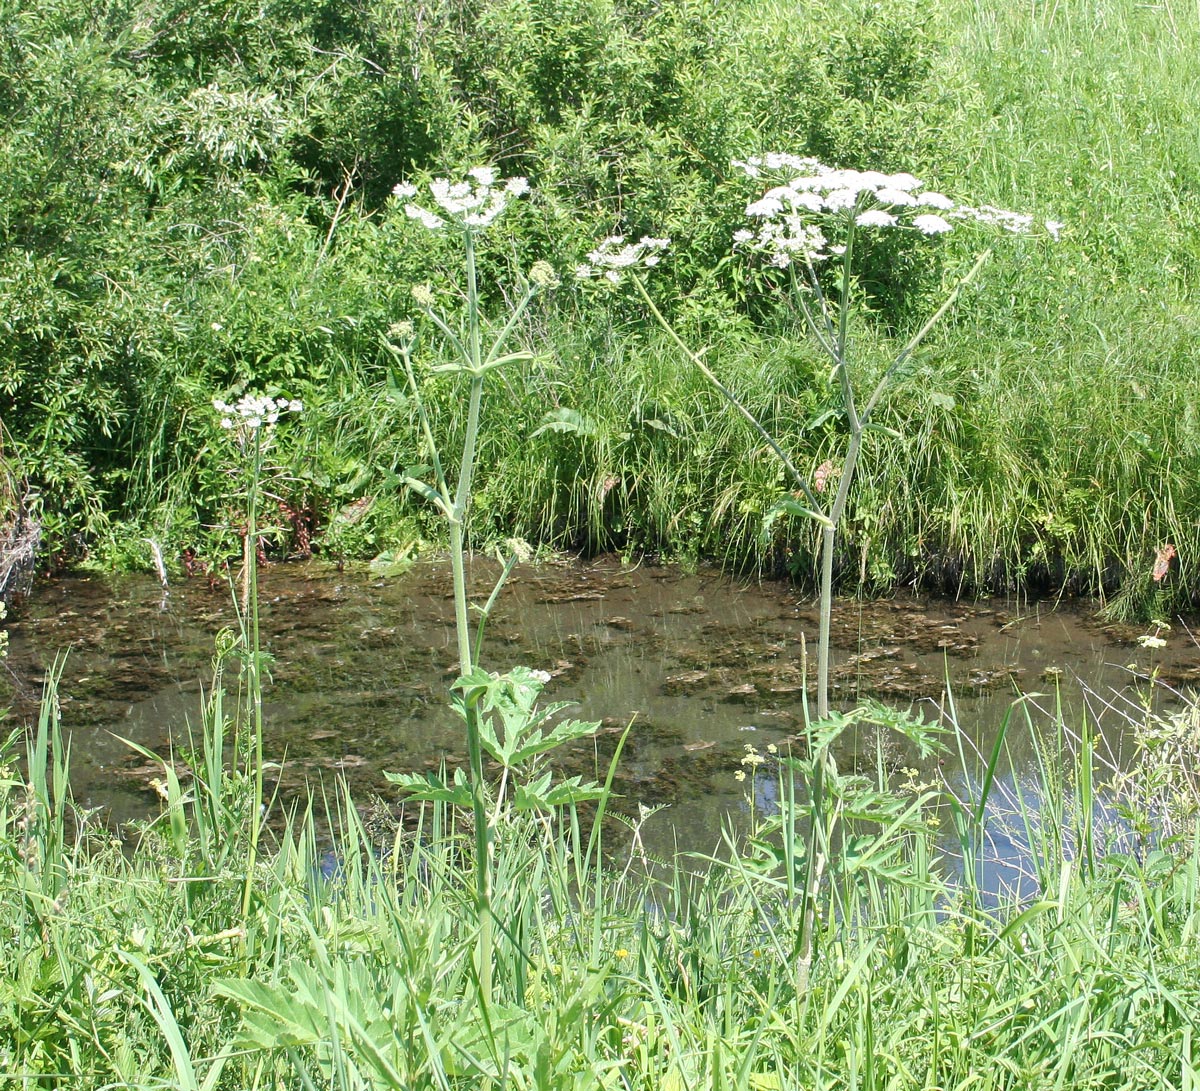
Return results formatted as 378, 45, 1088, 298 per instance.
3, 557, 1192, 855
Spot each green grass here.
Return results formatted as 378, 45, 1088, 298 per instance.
4, 659, 1200, 1088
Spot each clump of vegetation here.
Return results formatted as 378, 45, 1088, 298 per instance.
0, 0, 1197, 613
6, 108, 1200, 1082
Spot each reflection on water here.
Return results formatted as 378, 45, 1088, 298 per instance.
2, 556, 1195, 874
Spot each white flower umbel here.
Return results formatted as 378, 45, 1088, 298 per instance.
213, 396, 302, 446
913, 213, 953, 235
393, 168, 529, 233
733, 156, 1062, 266
576, 235, 670, 284
213, 394, 302, 435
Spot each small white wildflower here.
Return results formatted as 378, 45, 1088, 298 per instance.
959, 204, 1036, 233
213, 392, 302, 434
405, 204, 445, 230
913, 213, 953, 235
529, 668, 552, 684
576, 234, 670, 284
746, 194, 784, 218
874, 187, 917, 206
856, 209, 897, 228
392, 183, 418, 199
468, 166, 496, 186
822, 188, 858, 212
1137, 634, 1167, 649
861, 170, 896, 189
793, 190, 824, 212
1046, 219, 1064, 241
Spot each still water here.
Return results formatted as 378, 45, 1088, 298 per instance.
2, 557, 1194, 863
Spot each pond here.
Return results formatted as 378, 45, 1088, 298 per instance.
2, 556, 1192, 868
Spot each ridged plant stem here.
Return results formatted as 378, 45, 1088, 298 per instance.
448, 229, 495, 1005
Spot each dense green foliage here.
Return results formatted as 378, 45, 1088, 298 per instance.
2, 0, 1199, 608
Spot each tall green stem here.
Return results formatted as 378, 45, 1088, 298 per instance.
816, 525, 835, 723
241, 429, 265, 919
446, 230, 494, 1004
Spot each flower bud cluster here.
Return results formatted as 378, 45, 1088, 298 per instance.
393, 166, 529, 232
213, 394, 302, 432
732, 155, 1063, 266
575, 235, 670, 283
529, 260, 559, 288
387, 320, 415, 343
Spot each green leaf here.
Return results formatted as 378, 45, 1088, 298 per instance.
481, 350, 534, 371
213, 978, 325, 1049
805, 406, 840, 431
764, 494, 832, 532
531, 408, 597, 439
368, 546, 416, 578
402, 476, 450, 516
384, 768, 473, 806
641, 416, 679, 438
384, 369, 409, 407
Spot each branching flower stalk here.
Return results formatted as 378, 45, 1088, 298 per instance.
585, 157, 1060, 722
584, 159, 1059, 990
386, 167, 551, 1003
212, 392, 301, 917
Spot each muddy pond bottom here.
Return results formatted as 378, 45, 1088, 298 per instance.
4, 557, 1195, 863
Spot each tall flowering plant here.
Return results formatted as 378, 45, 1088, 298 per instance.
211, 392, 302, 916
384, 168, 603, 1005
584, 155, 1061, 722
584, 157, 1060, 986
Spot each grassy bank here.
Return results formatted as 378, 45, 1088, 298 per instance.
1, 0, 1198, 610
4, 660, 1200, 1088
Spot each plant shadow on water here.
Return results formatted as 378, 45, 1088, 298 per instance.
2, 556, 1189, 874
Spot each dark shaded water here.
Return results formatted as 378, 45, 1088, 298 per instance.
2, 557, 1195, 857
